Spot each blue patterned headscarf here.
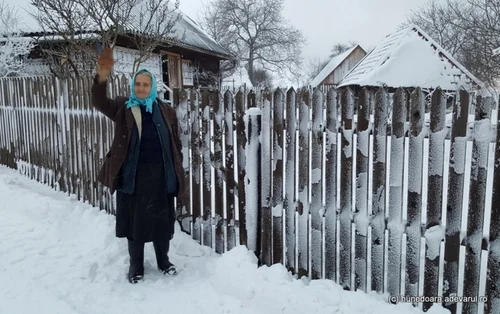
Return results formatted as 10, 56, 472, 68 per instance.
125, 68, 158, 113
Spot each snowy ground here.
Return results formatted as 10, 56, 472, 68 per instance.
0, 165, 450, 314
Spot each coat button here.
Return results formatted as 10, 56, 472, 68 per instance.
157, 124, 161, 127
122, 135, 126, 138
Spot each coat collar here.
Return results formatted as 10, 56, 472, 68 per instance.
125, 99, 173, 139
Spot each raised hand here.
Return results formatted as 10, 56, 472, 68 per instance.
97, 47, 115, 82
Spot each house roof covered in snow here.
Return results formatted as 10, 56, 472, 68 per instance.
310, 45, 362, 88
123, 4, 232, 59
338, 24, 484, 91
17, 4, 232, 60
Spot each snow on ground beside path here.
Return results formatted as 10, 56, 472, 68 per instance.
0, 166, 449, 314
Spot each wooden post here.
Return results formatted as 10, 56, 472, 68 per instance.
297, 89, 310, 277
175, 89, 191, 235
324, 87, 338, 281
272, 88, 285, 265
311, 88, 324, 279
260, 89, 273, 266
246, 91, 260, 253
486, 96, 500, 314
201, 90, 212, 248
224, 90, 236, 251
406, 88, 425, 299
235, 90, 247, 247
463, 94, 492, 314
443, 90, 469, 314
355, 88, 370, 291
191, 90, 202, 242
339, 87, 354, 290
388, 88, 407, 297
284, 88, 297, 271
213, 90, 225, 253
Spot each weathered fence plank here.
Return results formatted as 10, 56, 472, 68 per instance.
201, 90, 212, 247
311, 88, 324, 279
191, 90, 202, 242
213, 90, 225, 254
355, 88, 370, 291
424, 88, 447, 312
324, 88, 338, 281
388, 88, 407, 297
260, 90, 272, 265
406, 88, 425, 299
297, 89, 310, 277
246, 91, 260, 253
486, 95, 500, 314
224, 90, 236, 251
463, 95, 492, 314
340, 87, 354, 290
284, 88, 297, 271
235, 90, 247, 247
272, 88, 285, 265
175, 89, 191, 234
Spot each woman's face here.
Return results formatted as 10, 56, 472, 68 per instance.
134, 74, 152, 99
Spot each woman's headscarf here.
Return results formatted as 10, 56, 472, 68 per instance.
125, 68, 158, 113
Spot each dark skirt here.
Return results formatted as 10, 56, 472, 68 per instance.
116, 162, 175, 243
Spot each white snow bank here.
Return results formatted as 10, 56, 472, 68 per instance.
0, 166, 450, 314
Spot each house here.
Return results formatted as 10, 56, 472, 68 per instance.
310, 45, 366, 88
15, 7, 232, 92
338, 24, 484, 92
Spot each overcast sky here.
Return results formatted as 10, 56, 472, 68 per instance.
6, 0, 431, 61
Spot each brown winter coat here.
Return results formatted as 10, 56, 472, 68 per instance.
91, 76, 185, 197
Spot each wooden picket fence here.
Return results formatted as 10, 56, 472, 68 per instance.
1, 75, 500, 314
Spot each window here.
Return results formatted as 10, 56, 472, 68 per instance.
182, 60, 194, 86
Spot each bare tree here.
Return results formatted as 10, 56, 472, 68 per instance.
330, 41, 357, 58
404, 0, 500, 86
0, 0, 34, 77
199, 0, 305, 86
28, 0, 181, 77
307, 57, 329, 81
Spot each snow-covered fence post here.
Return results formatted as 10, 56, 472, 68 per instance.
405, 88, 425, 299
463, 94, 492, 314
213, 90, 225, 253
443, 90, 470, 313
355, 87, 370, 291
245, 91, 260, 253
297, 89, 311, 277
260, 89, 273, 266
311, 88, 324, 279
190, 90, 202, 243
424, 87, 447, 312
486, 93, 500, 314
388, 88, 407, 297
224, 90, 236, 251
174, 89, 191, 235
235, 90, 248, 247
284, 88, 297, 271
325, 87, 338, 281
272, 88, 285, 265
0, 78, 16, 168
339, 87, 354, 290
201, 90, 213, 247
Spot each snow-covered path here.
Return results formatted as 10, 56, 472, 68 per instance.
0, 166, 449, 314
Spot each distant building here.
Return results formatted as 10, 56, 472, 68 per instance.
338, 24, 484, 92
6, 7, 232, 93
310, 45, 366, 88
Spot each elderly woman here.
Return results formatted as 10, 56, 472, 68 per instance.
91, 48, 185, 284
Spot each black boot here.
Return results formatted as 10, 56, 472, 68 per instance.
153, 237, 177, 276
127, 240, 145, 283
